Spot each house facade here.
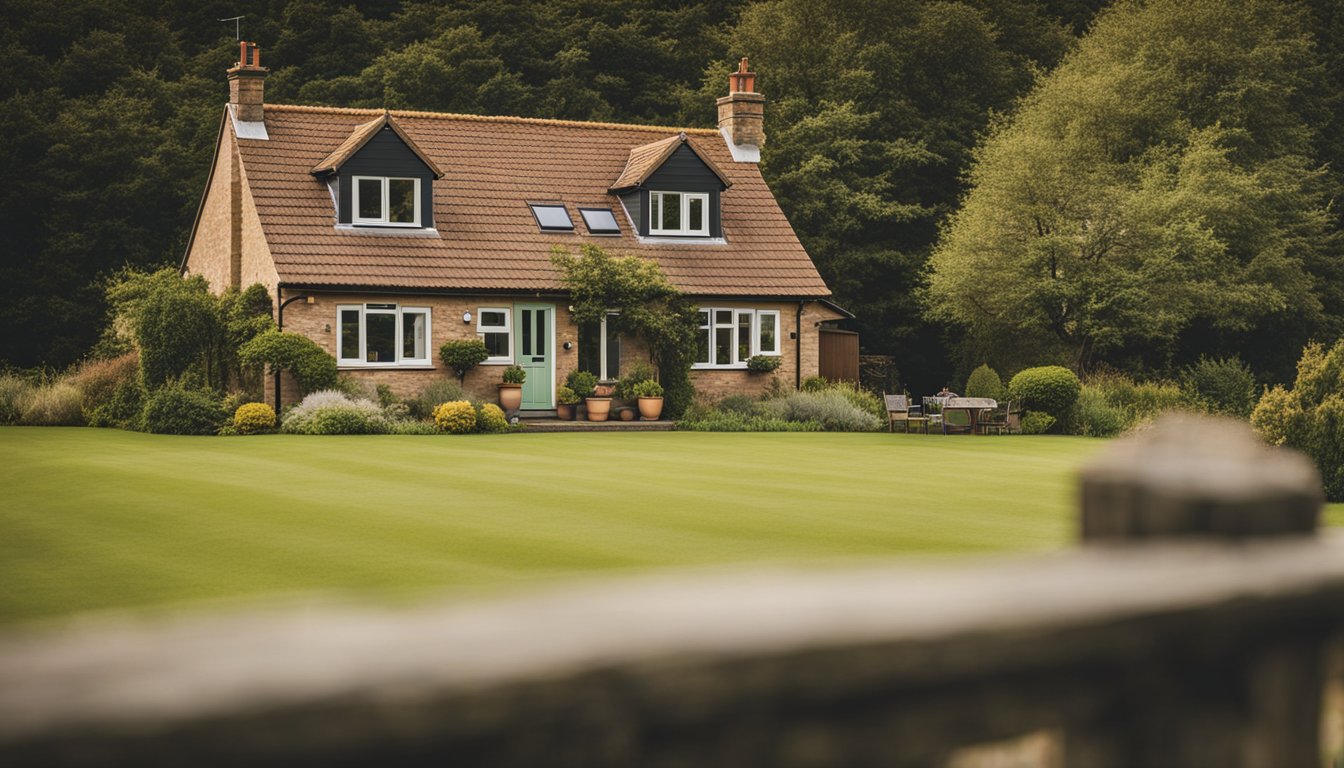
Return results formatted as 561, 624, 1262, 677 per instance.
183, 43, 849, 409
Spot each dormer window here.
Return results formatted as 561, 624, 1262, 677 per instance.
650, 191, 709, 236
354, 176, 420, 227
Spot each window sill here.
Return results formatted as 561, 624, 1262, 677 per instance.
480, 359, 515, 366
691, 364, 749, 371
334, 224, 441, 238
338, 363, 436, 371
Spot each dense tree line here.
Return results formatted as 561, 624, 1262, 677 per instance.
3, 0, 1340, 393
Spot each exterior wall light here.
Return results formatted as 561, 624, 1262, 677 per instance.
463, 311, 473, 323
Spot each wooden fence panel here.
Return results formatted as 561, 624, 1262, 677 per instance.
818, 328, 859, 383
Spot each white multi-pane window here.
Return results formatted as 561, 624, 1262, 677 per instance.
693, 308, 781, 368
578, 312, 621, 381
649, 191, 709, 236
337, 304, 431, 366
477, 308, 512, 363
352, 176, 420, 226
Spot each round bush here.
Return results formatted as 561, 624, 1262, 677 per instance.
964, 364, 1005, 400
439, 339, 490, 382
434, 400, 477, 434
1008, 366, 1081, 420
233, 402, 276, 434
477, 403, 509, 433
238, 331, 338, 394
142, 384, 227, 435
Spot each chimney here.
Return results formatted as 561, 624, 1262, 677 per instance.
717, 57, 765, 148
227, 41, 268, 123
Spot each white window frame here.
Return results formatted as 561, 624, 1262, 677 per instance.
649, 191, 710, 236
336, 303, 433, 368
477, 307, 513, 364
585, 311, 620, 381
352, 176, 421, 227
692, 308, 782, 369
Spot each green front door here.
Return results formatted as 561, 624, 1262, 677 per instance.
514, 303, 554, 409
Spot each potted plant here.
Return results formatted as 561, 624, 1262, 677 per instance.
630, 379, 665, 420
498, 364, 525, 411
564, 370, 606, 421
556, 385, 580, 421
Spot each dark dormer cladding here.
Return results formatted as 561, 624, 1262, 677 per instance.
311, 113, 442, 229
609, 133, 731, 239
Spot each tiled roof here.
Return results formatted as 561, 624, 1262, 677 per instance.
609, 132, 732, 193
309, 111, 444, 179
235, 104, 830, 297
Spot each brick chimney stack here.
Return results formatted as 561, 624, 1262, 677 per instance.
717, 57, 764, 148
227, 41, 268, 123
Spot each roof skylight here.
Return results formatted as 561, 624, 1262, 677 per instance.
529, 203, 574, 231
579, 208, 621, 235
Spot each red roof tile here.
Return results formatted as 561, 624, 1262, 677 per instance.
235, 105, 830, 297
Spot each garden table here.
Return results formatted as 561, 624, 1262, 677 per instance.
941, 397, 997, 434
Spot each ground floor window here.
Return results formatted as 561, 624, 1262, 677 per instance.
337, 303, 431, 366
693, 308, 781, 368
477, 308, 512, 362
579, 311, 621, 380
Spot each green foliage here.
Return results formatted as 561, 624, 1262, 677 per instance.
1007, 366, 1081, 423
762, 390, 883, 432
1072, 387, 1128, 438
500, 364, 526, 385
282, 391, 388, 435
1020, 412, 1057, 435
964, 364, 1004, 400
476, 403, 509, 433
233, 403, 277, 435
20, 382, 86, 426
439, 339, 490, 382
0, 375, 34, 425
927, 0, 1336, 378
1181, 357, 1257, 418
238, 331, 338, 395
108, 270, 218, 389
551, 244, 699, 417
69, 352, 140, 422
405, 379, 466, 421
565, 369, 598, 398
746, 354, 782, 374
1250, 341, 1344, 499
615, 361, 656, 399
556, 385, 581, 406
433, 400, 477, 434
141, 383, 226, 435
800, 376, 829, 393
629, 379, 664, 399
678, 412, 824, 432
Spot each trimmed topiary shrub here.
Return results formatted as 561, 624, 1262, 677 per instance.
1008, 366, 1081, 425
433, 400, 477, 434
501, 364, 526, 385
281, 390, 388, 435
233, 402, 276, 434
439, 339, 490, 383
964, 364, 1005, 400
142, 383, 227, 435
1182, 356, 1256, 418
238, 331, 338, 395
476, 402, 509, 433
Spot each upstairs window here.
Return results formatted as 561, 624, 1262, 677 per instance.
650, 191, 709, 236
693, 308, 781, 368
338, 303, 431, 366
529, 203, 574, 232
353, 176, 420, 226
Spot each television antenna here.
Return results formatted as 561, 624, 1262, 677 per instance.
218, 15, 245, 41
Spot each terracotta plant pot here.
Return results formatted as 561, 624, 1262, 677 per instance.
585, 397, 612, 422
556, 403, 575, 421
638, 396, 664, 421
619, 406, 635, 421
498, 383, 523, 411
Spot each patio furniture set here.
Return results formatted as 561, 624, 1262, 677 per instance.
884, 395, 1020, 435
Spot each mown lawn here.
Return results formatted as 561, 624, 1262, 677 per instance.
1, 427, 1339, 626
